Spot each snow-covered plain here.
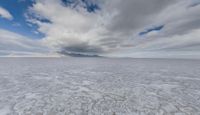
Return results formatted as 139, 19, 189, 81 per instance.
0, 58, 200, 115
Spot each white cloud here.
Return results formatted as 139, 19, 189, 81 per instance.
0, 7, 13, 20
26, 0, 200, 58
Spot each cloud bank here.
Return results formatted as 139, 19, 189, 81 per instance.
1, 0, 200, 58
24, 0, 200, 57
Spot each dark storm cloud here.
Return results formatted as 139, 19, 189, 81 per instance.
60, 43, 103, 54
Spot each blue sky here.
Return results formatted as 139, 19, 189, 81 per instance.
0, 0, 43, 39
139, 25, 164, 36
0, 0, 200, 58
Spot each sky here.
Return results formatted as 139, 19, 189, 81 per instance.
0, 0, 200, 58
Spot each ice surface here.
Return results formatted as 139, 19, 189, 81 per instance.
0, 58, 200, 115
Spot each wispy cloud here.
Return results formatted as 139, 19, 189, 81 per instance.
0, 29, 52, 57
0, 7, 13, 20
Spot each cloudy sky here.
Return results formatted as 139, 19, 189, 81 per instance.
0, 0, 200, 58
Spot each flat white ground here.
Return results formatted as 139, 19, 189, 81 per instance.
0, 58, 200, 115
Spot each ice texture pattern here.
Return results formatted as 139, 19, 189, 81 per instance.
0, 58, 200, 115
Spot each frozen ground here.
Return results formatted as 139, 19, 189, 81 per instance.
0, 58, 200, 115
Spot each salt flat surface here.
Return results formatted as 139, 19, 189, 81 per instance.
0, 58, 200, 115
